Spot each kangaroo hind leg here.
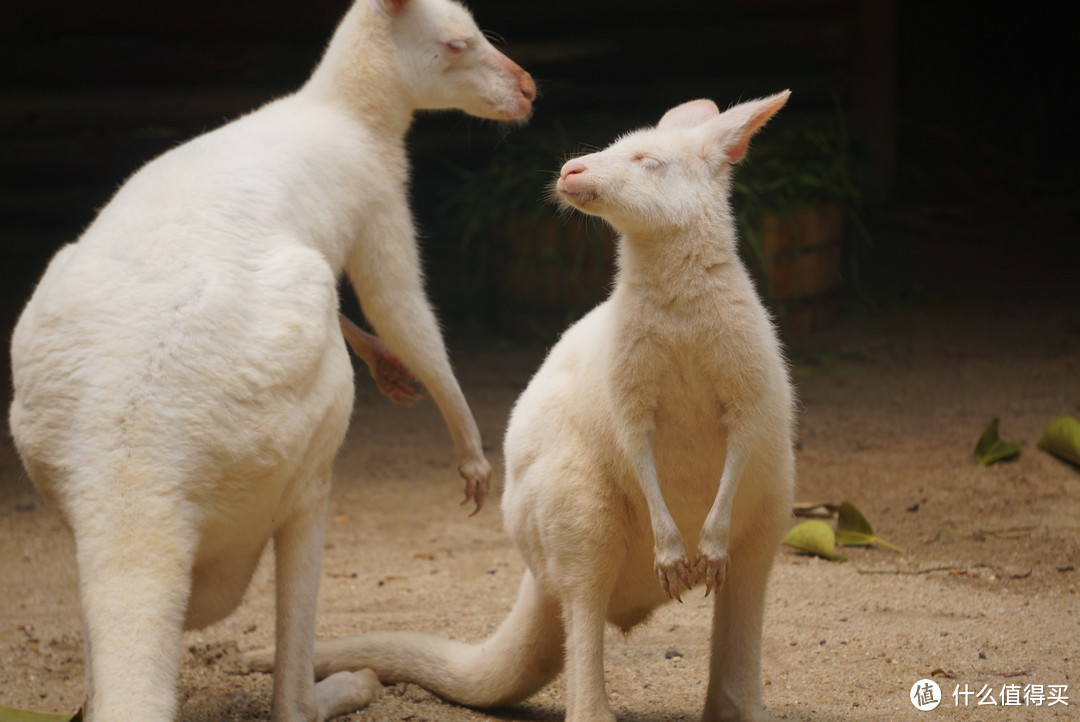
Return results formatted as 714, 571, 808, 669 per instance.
260, 484, 382, 721
702, 511, 787, 722
72, 496, 198, 722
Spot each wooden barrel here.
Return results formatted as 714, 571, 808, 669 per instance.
756, 202, 844, 334
490, 214, 615, 339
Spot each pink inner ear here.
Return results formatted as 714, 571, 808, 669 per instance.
384, 0, 410, 16
724, 134, 755, 163
722, 91, 790, 163
658, 99, 721, 130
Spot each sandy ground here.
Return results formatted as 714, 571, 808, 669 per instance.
1, 224, 1078, 721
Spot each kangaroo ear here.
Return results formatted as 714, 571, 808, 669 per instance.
375, 0, 410, 17
657, 99, 721, 130
699, 90, 791, 166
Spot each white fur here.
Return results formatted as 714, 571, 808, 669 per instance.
251, 93, 796, 722
7, 0, 533, 720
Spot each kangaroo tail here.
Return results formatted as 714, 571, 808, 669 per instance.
313, 571, 563, 708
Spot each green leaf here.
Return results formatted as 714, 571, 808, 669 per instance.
0, 707, 80, 722
974, 417, 1021, 466
1037, 416, 1080, 467
835, 501, 905, 553
782, 520, 846, 562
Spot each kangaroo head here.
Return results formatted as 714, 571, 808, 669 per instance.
556, 91, 790, 234
379, 0, 535, 121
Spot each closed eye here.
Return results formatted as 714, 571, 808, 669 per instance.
633, 153, 662, 169
446, 40, 468, 54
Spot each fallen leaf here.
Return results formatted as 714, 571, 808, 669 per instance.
835, 501, 904, 553
1037, 416, 1080, 467
974, 417, 1021, 466
782, 520, 846, 562
0, 707, 80, 722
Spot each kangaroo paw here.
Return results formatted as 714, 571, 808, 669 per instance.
317, 669, 381, 721
694, 546, 731, 598
654, 552, 694, 603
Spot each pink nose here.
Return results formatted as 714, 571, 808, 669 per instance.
520, 74, 536, 103
495, 52, 536, 107
560, 161, 587, 181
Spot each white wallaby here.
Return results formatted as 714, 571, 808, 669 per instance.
246, 92, 797, 721
7, 0, 534, 720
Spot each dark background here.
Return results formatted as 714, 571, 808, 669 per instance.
2, 0, 1077, 354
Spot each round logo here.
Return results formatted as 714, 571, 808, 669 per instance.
910, 679, 942, 711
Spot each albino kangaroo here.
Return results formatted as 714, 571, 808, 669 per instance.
247, 92, 797, 721
7, 0, 534, 720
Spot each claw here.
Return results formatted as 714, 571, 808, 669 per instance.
694, 548, 730, 598
656, 556, 695, 603
656, 567, 670, 601
460, 482, 483, 515
680, 559, 692, 585
461, 491, 483, 516
458, 459, 490, 516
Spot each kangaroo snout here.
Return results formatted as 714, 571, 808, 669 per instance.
556, 160, 596, 207
488, 48, 536, 118
560, 160, 587, 181
517, 68, 537, 104
513, 69, 536, 117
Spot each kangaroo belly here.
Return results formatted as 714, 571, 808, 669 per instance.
182, 330, 353, 629
186, 541, 266, 630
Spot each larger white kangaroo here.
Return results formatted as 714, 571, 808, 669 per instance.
258, 93, 797, 721
7, 1, 534, 720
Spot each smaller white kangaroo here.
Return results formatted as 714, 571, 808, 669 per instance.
8, 0, 533, 720
247, 92, 797, 721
